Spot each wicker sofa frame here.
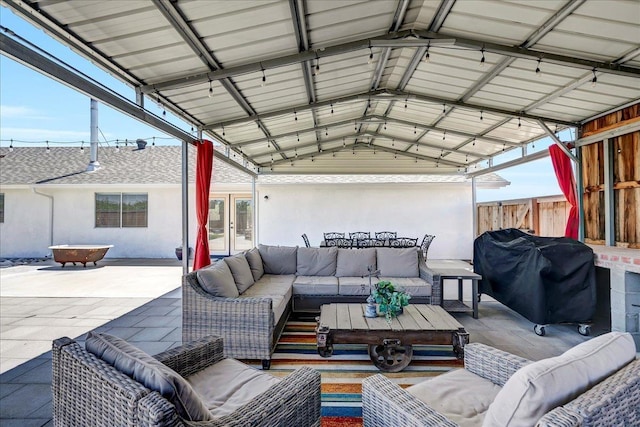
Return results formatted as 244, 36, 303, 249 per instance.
52, 335, 321, 426
182, 248, 442, 369
362, 342, 640, 426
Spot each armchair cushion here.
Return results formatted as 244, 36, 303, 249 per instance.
245, 247, 264, 281
259, 244, 298, 274
408, 368, 501, 427
224, 253, 255, 293
85, 332, 213, 422
484, 331, 637, 427
377, 247, 419, 277
335, 248, 376, 277
296, 246, 338, 276
187, 358, 281, 417
196, 260, 239, 298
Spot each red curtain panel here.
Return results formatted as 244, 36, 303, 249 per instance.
193, 140, 214, 270
549, 144, 578, 239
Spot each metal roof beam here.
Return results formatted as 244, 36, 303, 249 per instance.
0, 32, 258, 177
252, 133, 367, 158
370, 0, 410, 90
467, 149, 550, 178
359, 132, 489, 160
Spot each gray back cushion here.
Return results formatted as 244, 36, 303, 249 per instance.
377, 247, 419, 277
196, 261, 239, 298
85, 332, 213, 422
258, 244, 298, 274
244, 248, 264, 281
296, 247, 338, 276
224, 253, 255, 293
336, 248, 377, 277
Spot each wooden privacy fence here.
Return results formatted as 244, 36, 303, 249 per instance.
476, 195, 570, 238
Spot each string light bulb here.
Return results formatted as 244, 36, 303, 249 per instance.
424, 43, 430, 62
591, 68, 597, 87
9, 140, 13, 152
152, 137, 156, 148
80, 142, 84, 151
208, 80, 213, 98
480, 48, 486, 67
261, 67, 266, 87
330, 102, 334, 114
368, 47, 374, 66
535, 59, 542, 77
46, 141, 50, 153
518, 117, 521, 128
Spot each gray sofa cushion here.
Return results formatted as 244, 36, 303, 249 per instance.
296, 247, 338, 276
293, 276, 339, 295
377, 247, 419, 277
337, 277, 372, 296
378, 277, 432, 297
244, 248, 264, 281
335, 248, 376, 277
224, 254, 255, 293
85, 332, 213, 422
196, 261, 239, 298
258, 244, 298, 275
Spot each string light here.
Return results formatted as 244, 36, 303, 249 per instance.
404, 98, 408, 109
208, 79, 213, 98
414, 125, 417, 134
480, 48, 485, 67
325, 127, 328, 136
480, 110, 483, 121
518, 117, 521, 128
314, 53, 320, 75
343, 137, 346, 148
384, 121, 387, 130
391, 138, 395, 147
355, 121, 357, 131
46, 141, 50, 153
9, 139, 13, 152
424, 42, 430, 62
443, 130, 446, 141
261, 66, 266, 87
442, 104, 446, 114
368, 46, 374, 66
152, 137, 156, 148
80, 142, 84, 151
591, 68, 598, 87
535, 59, 542, 77
222, 125, 225, 137
472, 137, 476, 146
294, 110, 298, 121
297, 132, 299, 142
330, 102, 334, 114
295, 147, 298, 158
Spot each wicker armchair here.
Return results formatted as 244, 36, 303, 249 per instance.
363, 336, 639, 427
52, 335, 321, 427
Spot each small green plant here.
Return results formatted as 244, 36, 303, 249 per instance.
372, 280, 411, 322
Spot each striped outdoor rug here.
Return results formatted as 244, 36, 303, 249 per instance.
243, 320, 463, 427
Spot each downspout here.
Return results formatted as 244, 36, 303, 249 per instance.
32, 188, 54, 254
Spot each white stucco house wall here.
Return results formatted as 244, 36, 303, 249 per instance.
0, 145, 507, 260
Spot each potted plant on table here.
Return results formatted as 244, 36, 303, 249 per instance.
372, 280, 411, 323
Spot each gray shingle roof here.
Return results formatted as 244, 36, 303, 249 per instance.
0, 147, 508, 187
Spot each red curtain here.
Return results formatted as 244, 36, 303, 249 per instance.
193, 139, 214, 270
549, 144, 578, 239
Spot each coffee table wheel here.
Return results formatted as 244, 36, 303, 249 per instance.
368, 341, 413, 373
534, 324, 546, 336
317, 344, 334, 358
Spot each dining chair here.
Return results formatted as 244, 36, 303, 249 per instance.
326, 238, 353, 248
301, 233, 311, 248
349, 231, 370, 239
374, 231, 397, 239
324, 232, 345, 240
389, 237, 418, 248
420, 234, 436, 258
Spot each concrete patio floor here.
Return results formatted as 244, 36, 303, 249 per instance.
0, 258, 609, 426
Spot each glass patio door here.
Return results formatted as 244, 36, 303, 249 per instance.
208, 194, 253, 255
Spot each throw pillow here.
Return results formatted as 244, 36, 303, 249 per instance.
483, 331, 636, 427
196, 261, 239, 298
258, 244, 297, 274
85, 332, 213, 422
244, 247, 264, 281
296, 247, 338, 276
224, 254, 255, 293
377, 247, 419, 277
335, 248, 376, 277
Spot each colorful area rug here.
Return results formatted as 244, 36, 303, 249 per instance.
243, 320, 463, 427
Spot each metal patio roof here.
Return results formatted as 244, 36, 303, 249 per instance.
2, 0, 639, 176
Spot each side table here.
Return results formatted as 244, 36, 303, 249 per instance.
431, 266, 481, 319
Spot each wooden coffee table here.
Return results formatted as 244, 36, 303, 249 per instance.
316, 303, 469, 372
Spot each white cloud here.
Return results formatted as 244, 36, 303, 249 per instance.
0, 105, 50, 120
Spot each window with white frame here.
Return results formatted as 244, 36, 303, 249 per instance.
95, 193, 148, 228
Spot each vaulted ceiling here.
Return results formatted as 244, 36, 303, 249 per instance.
2, 0, 639, 175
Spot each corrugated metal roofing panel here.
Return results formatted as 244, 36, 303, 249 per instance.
5, 0, 638, 177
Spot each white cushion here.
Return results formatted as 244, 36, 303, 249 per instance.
224, 254, 254, 293
187, 358, 280, 417
376, 247, 419, 277
408, 368, 501, 427
483, 331, 637, 427
196, 261, 239, 298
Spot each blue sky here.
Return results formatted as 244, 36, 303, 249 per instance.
0, 6, 564, 202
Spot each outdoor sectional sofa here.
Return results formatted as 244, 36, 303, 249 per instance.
183, 244, 440, 369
